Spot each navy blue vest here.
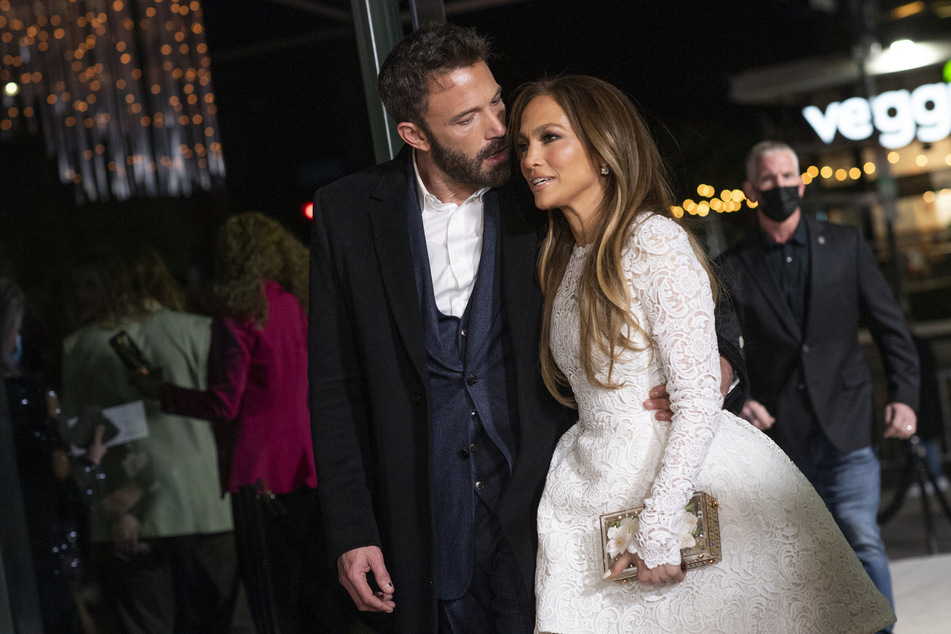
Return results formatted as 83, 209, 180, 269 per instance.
407, 183, 520, 600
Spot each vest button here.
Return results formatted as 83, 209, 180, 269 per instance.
469, 443, 479, 453
466, 375, 478, 386
411, 392, 422, 405
459, 449, 470, 460
474, 481, 484, 490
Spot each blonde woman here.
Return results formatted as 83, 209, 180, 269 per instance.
508, 76, 894, 633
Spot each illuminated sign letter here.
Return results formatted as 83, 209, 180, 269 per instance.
872, 90, 915, 149
803, 81, 951, 149
911, 82, 951, 144
838, 97, 874, 141
803, 103, 840, 144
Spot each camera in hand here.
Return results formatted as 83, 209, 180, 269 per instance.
108, 331, 153, 373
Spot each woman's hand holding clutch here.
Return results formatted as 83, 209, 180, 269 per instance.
604, 551, 686, 586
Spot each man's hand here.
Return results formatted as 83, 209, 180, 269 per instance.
643, 384, 673, 421
643, 356, 736, 421
883, 402, 916, 440
604, 552, 685, 586
740, 399, 775, 430
337, 546, 395, 613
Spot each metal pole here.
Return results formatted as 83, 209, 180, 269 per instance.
409, 0, 447, 29
350, 0, 404, 163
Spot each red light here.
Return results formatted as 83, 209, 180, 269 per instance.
301, 201, 314, 220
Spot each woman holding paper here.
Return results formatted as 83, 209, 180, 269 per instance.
60, 249, 244, 633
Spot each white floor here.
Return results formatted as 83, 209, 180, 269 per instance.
891, 553, 951, 633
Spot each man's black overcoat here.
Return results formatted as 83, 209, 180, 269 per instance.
718, 214, 919, 459
308, 148, 573, 631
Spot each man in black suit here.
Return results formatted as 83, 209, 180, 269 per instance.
308, 24, 744, 632
719, 140, 920, 626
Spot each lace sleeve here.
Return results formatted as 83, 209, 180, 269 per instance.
626, 214, 723, 568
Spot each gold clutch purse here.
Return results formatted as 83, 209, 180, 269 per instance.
599, 490, 721, 582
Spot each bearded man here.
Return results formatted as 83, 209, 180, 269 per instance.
308, 24, 744, 633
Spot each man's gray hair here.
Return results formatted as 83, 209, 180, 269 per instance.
745, 140, 800, 182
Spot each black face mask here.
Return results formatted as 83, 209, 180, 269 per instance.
757, 185, 802, 222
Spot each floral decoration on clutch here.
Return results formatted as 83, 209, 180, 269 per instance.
599, 490, 721, 582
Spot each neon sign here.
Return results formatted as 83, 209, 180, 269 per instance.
803, 82, 951, 150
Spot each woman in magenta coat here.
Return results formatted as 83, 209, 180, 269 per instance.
136, 212, 348, 634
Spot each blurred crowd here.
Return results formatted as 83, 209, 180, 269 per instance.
1, 212, 353, 634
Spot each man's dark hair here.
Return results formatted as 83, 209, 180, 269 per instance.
377, 23, 491, 126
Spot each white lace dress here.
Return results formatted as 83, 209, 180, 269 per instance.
535, 213, 895, 634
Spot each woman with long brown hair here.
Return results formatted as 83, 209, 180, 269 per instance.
508, 76, 894, 633
61, 248, 242, 633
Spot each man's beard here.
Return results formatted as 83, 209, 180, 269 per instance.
428, 133, 510, 189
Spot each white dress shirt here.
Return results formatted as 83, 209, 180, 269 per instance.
413, 154, 488, 318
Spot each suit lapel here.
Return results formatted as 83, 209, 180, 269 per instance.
367, 153, 428, 381
738, 234, 801, 339
465, 190, 500, 349
499, 193, 544, 380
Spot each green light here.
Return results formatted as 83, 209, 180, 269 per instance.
945, 59, 951, 83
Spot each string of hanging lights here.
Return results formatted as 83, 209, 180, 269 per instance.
0, 0, 224, 203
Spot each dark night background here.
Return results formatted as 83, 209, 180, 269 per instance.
1, 0, 948, 383
5, 1, 945, 240
199, 0, 848, 222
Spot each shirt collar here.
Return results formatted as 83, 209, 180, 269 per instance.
762, 217, 808, 249
412, 150, 488, 211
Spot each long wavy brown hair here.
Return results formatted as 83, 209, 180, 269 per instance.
213, 212, 309, 327
507, 76, 716, 408
113, 246, 186, 319
73, 246, 187, 330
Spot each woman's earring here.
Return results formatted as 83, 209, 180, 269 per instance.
600, 165, 609, 176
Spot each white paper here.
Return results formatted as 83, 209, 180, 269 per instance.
67, 400, 150, 453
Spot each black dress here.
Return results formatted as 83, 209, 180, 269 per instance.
5, 374, 86, 633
